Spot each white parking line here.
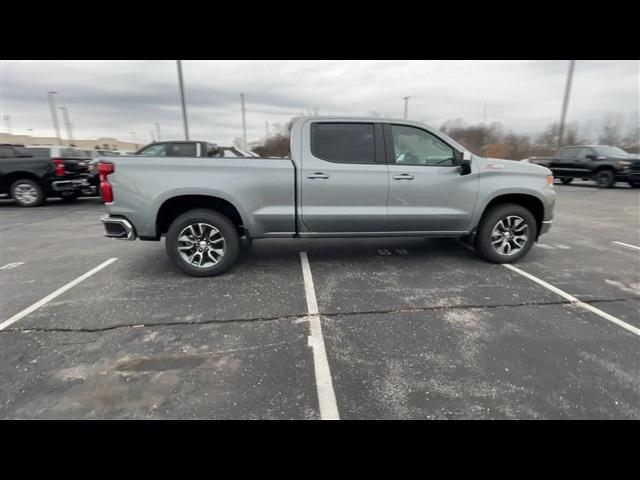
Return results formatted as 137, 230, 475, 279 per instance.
299, 252, 340, 420
0, 258, 118, 331
0, 262, 25, 271
504, 264, 640, 337
612, 241, 640, 252
537, 244, 554, 249
553, 244, 571, 249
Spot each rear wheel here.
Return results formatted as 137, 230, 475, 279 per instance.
560, 178, 573, 185
10, 179, 45, 207
594, 170, 615, 188
475, 204, 537, 264
165, 209, 240, 277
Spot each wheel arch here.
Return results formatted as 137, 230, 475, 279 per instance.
479, 193, 545, 240
155, 194, 247, 239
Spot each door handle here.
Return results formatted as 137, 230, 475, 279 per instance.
392, 174, 414, 180
307, 172, 330, 179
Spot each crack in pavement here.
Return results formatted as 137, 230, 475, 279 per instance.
0, 297, 633, 335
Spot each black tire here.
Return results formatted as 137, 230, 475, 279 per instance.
560, 178, 573, 185
594, 170, 615, 188
10, 179, 45, 207
165, 209, 240, 277
628, 181, 640, 188
475, 203, 537, 264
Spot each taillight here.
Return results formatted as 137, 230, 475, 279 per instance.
52, 158, 65, 177
98, 161, 115, 203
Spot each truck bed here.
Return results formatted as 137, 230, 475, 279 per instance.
105, 155, 296, 239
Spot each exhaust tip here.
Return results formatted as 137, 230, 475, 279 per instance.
101, 215, 136, 240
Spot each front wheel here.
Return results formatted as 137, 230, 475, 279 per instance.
594, 170, 615, 188
165, 209, 240, 277
475, 204, 537, 264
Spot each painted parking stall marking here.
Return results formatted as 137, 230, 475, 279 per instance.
299, 251, 340, 420
0, 258, 118, 331
0, 262, 25, 271
613, 241, 640, 252
503, 263, 640, 337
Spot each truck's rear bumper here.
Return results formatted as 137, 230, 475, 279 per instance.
101, 214, 137, 240
51, 178, 89, 192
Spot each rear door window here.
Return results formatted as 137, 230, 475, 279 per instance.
168, 143, 197, 157
311, 123, 376, 164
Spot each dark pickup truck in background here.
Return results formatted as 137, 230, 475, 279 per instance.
0, 144, 91, 206
528, 145, 640, 188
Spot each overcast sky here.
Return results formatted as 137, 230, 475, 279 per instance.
1, 60, 638, 145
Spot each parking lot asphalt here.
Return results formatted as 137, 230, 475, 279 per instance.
1, 180, 639, 419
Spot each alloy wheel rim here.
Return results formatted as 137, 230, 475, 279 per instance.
490, 215, 529, 256
14, 184, 38, 204
177, 223, 225, 268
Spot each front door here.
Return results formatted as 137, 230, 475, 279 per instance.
300, 122, 389, 232
385, 123, 479, 233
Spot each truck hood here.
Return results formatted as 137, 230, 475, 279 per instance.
479, 156, 551, 175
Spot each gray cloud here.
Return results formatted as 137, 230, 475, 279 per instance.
1, 60, 638, 146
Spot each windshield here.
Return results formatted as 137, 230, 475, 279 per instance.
594, 146, 629, 157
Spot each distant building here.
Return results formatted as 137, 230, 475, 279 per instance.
0, 132, 141, 152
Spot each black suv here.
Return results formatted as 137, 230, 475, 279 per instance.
529, 145, 640, 188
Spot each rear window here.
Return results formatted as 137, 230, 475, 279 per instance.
312, 123, 375, 164
168, 143, 197, 157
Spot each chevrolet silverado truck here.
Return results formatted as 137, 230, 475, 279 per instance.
0, 144, 90, 207
100, 117, 556, 276
528, 145, 640, 188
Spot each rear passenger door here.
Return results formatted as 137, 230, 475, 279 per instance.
300, 122, 389, 232
553, 147, 579, 177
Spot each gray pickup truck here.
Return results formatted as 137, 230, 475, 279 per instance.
100, 117, 556, 276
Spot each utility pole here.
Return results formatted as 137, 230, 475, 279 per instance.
403, 97, 410, 119
47, 91, 62, 144
58, 107, 74, 146
155, 122, 161, 141
557, 60, 576, 148
176, 60, 190, 140
240, 93, 247, 150
2, 115, 11, 134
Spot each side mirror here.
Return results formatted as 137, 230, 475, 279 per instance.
460, 151, 472, 175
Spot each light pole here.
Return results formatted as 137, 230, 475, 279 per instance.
557, 60, 576, 148
176, 60, 190, 140
240, 93, 247, 150
403, 96, 410, 119
155, 122, 161, 141
47, 92, 62, 144
58, 106, 74, 146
